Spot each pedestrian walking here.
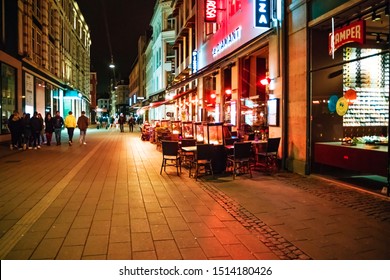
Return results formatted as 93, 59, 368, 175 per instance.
30, 111, 43, 149
118, 113, 126, 132
64, 111, 76, 146
77, 111, 89, 145
44, 112, 54, 146
53, 111, 64, 145
128, 116, 134, 132
7, 110, 23, 150
22, 113, 32, 150
38, 112, 45, 144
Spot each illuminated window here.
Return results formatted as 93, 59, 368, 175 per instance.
229, 0, 242, 16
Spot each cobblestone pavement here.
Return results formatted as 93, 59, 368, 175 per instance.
0, 128, 389, 260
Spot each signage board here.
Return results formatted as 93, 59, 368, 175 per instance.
254, 0, 271, 28
328, 20, 365, 55
205, 0, 217, 22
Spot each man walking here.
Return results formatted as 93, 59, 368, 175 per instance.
128, 116, 134, 132
77, 111, 89, 145
64, 111, 76, 146
53, 111, 64, 145
118, 113, 126, 132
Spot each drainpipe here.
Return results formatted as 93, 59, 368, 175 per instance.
281, 0, 288, 171
305, 2, 311, 175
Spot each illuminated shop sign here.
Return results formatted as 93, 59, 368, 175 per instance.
205, 0, 217, 22
192, 50, 198, 73
328, 20, 365, 55
212, 26, 242, 57
254, 0, 271, 28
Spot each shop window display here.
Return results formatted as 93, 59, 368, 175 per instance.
1, 64, 16, 134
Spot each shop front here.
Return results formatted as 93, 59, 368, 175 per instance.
309, 0, 389, 194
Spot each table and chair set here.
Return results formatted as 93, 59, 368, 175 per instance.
160, 137, 281, 180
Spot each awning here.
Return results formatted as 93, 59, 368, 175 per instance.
166, 88, 197, 104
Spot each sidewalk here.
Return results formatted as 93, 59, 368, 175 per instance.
0, 128, 389, 260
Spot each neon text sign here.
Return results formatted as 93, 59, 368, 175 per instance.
205, 0, 217, 22
254, 0, 271, 28
212, 26, 242, 57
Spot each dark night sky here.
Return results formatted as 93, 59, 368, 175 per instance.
76, 0, 156, 96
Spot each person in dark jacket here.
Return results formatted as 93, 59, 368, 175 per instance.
30, 112, 43, 149
53, 111, 64, 145
77, 111, 89, 144
44, 112, 54, 146
22, 113, 32, 150
8, 110, 23, 150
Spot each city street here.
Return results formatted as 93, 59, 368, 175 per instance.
0, 126, 389, 260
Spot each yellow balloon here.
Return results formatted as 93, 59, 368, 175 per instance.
336, 97, 349, 116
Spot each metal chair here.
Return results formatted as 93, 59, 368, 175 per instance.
189, 144, 214, 180
160, 141, 181, 175
227, 142, 253, 179
256, 137, 281, 173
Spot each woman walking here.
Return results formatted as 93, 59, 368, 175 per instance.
44, 112, 54, 146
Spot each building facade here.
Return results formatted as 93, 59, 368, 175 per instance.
287, 0, 389, 183
0, 0, 91, 142
145, 0, 176, 121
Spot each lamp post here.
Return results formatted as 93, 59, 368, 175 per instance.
109, 55, 117, 118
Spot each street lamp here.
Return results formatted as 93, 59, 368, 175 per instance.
109, 55, 115, 69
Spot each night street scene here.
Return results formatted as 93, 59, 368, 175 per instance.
1, 0, 390, 273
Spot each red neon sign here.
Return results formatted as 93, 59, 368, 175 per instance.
205, 0, 217, 22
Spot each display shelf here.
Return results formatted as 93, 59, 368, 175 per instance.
342, 47, 389, 127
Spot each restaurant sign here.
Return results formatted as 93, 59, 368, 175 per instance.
328, 20, 365, 55
212, 26, 242, 57
254, 0, 271, 28
205, 0, 217, 23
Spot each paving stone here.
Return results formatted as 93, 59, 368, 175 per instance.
154, 240, 182, 260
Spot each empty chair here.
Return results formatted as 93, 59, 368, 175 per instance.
160, 141, 181, 175
256, 137, 281, 173
227, 142, 253, 179
189, 144, 214, 180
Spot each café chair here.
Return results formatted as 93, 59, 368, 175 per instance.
226, 142, 253, 179
256, 137, 281, 173
189, 144, 214, 180
160, 141, 181, 176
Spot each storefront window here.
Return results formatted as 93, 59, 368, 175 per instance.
1, 63, 16, 134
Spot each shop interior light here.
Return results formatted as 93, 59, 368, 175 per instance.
210, 93, 217, 99
372, 10, 381, 21
225, 89, 232, 95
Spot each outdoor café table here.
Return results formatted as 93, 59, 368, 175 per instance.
181, 146, 197, 153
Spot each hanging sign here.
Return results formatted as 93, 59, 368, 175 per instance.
192, 50, 198, 73
328, 20, 365, 55
205, 0, 217, 22
254, 0, 271, 28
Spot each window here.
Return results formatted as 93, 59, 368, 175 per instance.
33, 0, 42, 22
32, 26, 43, 66
204, 22, 218, 39
1, 64, 16, 134
167, 15, 175, 31
49, 42, 56, 74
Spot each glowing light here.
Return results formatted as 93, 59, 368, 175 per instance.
260, 78, 270, 85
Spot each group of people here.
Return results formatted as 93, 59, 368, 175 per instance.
117, 113, 136, 133
7, 110, 89, 150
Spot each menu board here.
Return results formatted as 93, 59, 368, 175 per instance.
342, 47, 389, 127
